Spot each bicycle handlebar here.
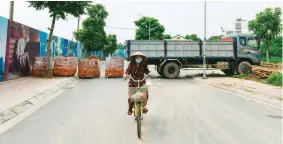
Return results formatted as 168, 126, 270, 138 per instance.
125, 73, 151, 83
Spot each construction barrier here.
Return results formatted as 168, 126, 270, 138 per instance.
32, 57, 54, 76
78, 56, 100, 78
105, 58, 124, 78
53, 56, 78, 76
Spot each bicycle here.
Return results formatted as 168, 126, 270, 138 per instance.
125, 73, 150, 139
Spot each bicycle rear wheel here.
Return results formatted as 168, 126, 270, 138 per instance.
136, 103, 142, 138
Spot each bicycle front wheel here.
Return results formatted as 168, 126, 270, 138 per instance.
136, 103, 142, 138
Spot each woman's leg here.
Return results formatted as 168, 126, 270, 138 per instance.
127, 84, 134, 115
142, 90, 149, 113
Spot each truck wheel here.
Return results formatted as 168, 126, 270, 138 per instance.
237, 61, 252, 74
163, 62, 180, 79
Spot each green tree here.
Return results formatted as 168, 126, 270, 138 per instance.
28, 1, 90, 78
248, 7, 282, 62
164, 34, 171, 39
135, 17, 165, 40
208, 35, 223, 41
261, 36, 282, 62
104, 34, 117, 55
117, 43, 126, 49
185, 34, 201, 40
74, 4, 108, 54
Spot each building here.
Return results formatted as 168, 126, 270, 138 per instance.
234, 18, 249, 34
171, 35, 186, 40
222, 18, 250, 36
226, 31, 234, 35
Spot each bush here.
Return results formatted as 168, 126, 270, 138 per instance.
262, 57, 282, 63
266, 73, 282, 86
261, 36, 282, 59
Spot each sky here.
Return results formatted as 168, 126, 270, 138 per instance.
0, 0, 281, 43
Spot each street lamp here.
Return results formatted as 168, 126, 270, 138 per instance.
202, 1, 207, 79
138, 14, 151, 40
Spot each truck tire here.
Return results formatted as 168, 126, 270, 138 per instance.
237, 61, 252, 74
163, 62, 180, 79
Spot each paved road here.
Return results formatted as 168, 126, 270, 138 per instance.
0, 64, 282, 144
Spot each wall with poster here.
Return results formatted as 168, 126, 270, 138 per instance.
0, 16, 83, 81
0, 17, 8, 82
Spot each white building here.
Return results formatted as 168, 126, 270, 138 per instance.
222, 18, 250, 36
234, 18, 249, 34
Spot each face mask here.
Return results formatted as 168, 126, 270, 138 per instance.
135, 57, 142, 64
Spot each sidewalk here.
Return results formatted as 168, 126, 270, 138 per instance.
194, 77, 282, 108
0, 76, 77, 125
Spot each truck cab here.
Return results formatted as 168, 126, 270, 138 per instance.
220, 33, 261, 65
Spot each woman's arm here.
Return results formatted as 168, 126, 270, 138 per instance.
125, 62, 132, 75
145, 65, 150, 74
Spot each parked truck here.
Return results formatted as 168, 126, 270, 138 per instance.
126, 33, 261, 79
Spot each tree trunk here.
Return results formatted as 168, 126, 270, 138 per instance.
266, 41, 270, 63
46, 15, 56, 78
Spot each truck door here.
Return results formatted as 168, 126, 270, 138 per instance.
237, 36, 261, 64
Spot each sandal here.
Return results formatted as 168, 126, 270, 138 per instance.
128, 109, 133, 115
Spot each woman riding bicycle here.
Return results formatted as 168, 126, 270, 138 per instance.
125, 52, 150, 115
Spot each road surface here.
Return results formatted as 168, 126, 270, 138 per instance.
0, 64, 282, 144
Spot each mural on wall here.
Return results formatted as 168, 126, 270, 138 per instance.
61, 38, 68, 56
67, 40, 76, 56
49, 36, 62, 58
0, 17, 8, 82
39, 31, 47, 56
0, 16, 83, 81
5, 21, 40, 80
114, 49, 127, 58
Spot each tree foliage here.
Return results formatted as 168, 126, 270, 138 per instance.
135, 17, 165, 40
28, 1, 90, 78
104, 34, 117, 55
28, 1, 90, 20
185, 34, 201, 40
208, 35, 223, 41
164, 34, 171, 39
74, 4, 108, 51
261, 36, 282, 58
248, 7, 282, 62
117, 43, 126, 49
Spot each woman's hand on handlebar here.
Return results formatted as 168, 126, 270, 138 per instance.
124, 74, 129, 81
146, 73, 152, 78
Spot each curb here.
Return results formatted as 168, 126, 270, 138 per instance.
193, 78, 282, 109
0, 77, 78, 126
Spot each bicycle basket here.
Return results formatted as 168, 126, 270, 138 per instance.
129, 87, 148, 102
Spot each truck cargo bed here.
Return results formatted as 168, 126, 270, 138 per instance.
127, 40, 234, 59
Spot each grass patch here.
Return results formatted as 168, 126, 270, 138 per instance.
265, 73, 282, 86
262, 57, 282, 63
233, 74, 248, 79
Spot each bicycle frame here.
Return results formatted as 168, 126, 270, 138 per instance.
127, 74, 150, 117
125, 74, 150, 138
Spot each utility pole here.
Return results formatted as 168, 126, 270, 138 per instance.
9, 1, 14, 21
77, 16, 80, 30
202, 1, 207, 79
